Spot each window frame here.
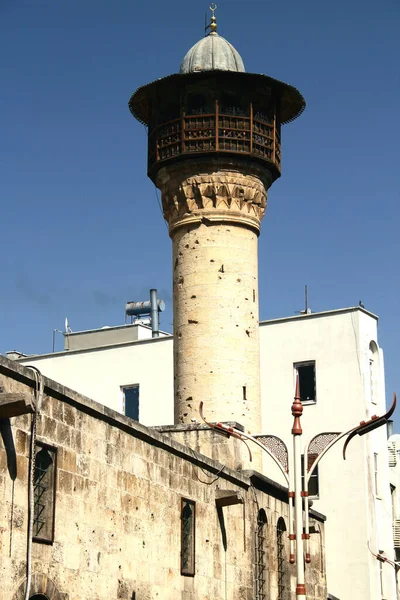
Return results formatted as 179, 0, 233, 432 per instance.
277, 518, 287, 600
255, 509, 268, 600
121, 384, 140, 422
294, 360, 316, 405
180, 497, 196, 577
374, 452, 380, 498
369, 341, 379, 406
301, 454, 319, 499
33, 441, 57, 545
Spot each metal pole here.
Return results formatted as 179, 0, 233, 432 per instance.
292, 377, 306, 599
52, 329, 61, 353
150, 289, 159, 338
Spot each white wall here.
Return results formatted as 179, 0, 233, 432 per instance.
20, 336, 174, 427
259, 308, 395, 600
18, 307, 396, 598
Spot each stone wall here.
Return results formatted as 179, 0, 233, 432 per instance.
0, 356, 326, 599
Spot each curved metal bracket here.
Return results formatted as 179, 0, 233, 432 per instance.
199, 401, 253, 462
343, 393, 397, 460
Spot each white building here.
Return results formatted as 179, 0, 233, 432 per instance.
14, 305, 397, 599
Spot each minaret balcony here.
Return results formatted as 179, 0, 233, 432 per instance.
148, 108, 281, 180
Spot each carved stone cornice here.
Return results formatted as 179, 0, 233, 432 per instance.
156, 160, 272, 236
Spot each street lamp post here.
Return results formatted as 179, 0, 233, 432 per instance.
200, 382, 396, 599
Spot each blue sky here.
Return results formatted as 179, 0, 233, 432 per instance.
1, 0, 399, 425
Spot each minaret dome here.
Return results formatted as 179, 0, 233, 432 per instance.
180, 32, 245, 74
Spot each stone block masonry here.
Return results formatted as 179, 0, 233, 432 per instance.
0, 355, 326, 600
157, 159, 273, 437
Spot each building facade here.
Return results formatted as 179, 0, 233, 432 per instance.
16, 306, 398, 598
3, 7, 395, 599
0, 355, 327, 600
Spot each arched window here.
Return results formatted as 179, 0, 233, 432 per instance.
255, 509, 268, 599
369, 341, 379, 405
277, 518, 289, 600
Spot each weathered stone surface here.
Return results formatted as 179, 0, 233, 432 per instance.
0, 356, 327, 600
156, 160, 272, 446
0, 393, 35, 419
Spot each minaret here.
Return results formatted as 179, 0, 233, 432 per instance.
129, 7, 305, 433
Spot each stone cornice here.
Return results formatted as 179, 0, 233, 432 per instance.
156, 161, 272, 236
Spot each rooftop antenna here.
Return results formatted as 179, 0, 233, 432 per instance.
305, 285, 308, 313
295, 285, 311, 315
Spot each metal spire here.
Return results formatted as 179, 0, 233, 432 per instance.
206, 3, 217, 35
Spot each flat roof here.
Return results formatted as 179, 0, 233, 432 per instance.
259, 306, 378, 328
15, 306, 378, 361
64, 322, 170, 337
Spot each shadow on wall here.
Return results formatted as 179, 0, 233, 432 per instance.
0, 418, 17, 480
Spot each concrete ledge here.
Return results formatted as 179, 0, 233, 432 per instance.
154, 421, 245, 433
0, 392, 35, 419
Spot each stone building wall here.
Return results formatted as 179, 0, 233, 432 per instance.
0, 356, 326, 600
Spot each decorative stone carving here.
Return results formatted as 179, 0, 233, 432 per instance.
156, 162, 272, 235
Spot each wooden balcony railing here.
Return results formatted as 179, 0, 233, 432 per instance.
148, 110, 281, 175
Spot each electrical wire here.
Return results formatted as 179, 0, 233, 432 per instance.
24, 367, 43, 600
185, 444, 226, 485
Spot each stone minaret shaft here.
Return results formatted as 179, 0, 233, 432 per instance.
157, 160, 271, 432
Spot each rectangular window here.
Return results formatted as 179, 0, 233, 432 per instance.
181, 498, 195, 576
122, 385, 139, 421
370, 359, 377, 405
294, 361, 316, 404
374, 453, 379, 497
33, 442, 57, 544
301, 454, 319, 498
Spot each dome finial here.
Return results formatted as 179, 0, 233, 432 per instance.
207, 3, 217, 35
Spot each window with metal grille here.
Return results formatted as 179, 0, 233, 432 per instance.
181, 498, 195, 576
277, 518, 288, 600
255, 509, 268, 600
301, 454, 319, 498
33, 443, 56, 543
294, 361, 316, 404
